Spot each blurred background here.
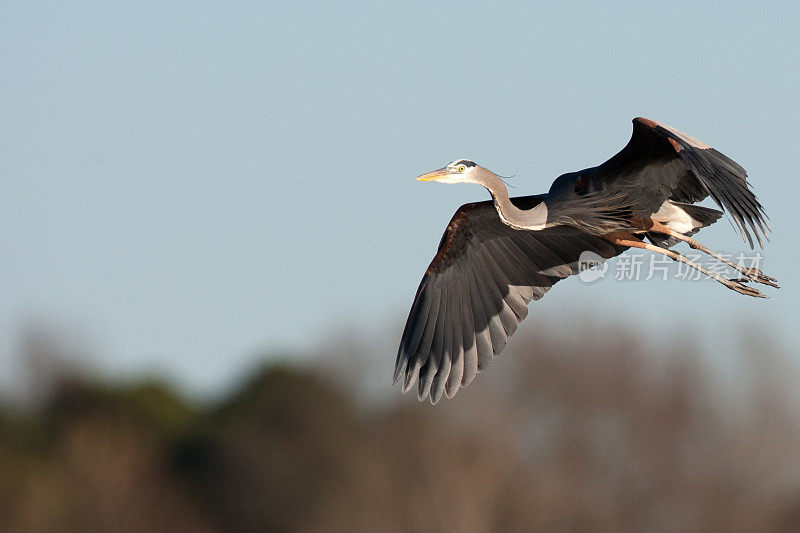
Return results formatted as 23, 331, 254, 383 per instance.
2, 2, 799, 531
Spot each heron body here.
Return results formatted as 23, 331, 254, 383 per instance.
396, 117, 777, 404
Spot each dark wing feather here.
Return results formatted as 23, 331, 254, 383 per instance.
587, 117, 769, 248
395, 198, 627, 404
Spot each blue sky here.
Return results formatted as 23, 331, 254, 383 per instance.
2, 2, 798, 396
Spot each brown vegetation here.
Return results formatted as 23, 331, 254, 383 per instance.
1, 320, 799, 532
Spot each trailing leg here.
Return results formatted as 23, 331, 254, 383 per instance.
631, 217, 779, 289
604, 232, 767, 298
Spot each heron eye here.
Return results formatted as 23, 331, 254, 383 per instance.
459, 165, 466, 172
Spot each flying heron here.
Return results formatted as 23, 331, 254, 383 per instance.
395, 117, 777, 404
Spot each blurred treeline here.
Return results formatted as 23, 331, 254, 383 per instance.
1, 319, 799, 532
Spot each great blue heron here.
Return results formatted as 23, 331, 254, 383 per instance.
395, 117, 777, 404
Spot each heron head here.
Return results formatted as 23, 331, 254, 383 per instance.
414, 159, 484, 185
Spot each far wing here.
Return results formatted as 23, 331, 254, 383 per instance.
588, 117, 769, 248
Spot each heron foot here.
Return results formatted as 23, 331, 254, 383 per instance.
740, 267, 779, 288
724, 278, 768, 298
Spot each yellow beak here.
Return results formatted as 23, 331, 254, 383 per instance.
414, 168, 449, 182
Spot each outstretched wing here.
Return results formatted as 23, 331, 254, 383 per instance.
587, 117, 769, 248
395, 197, 627, 404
